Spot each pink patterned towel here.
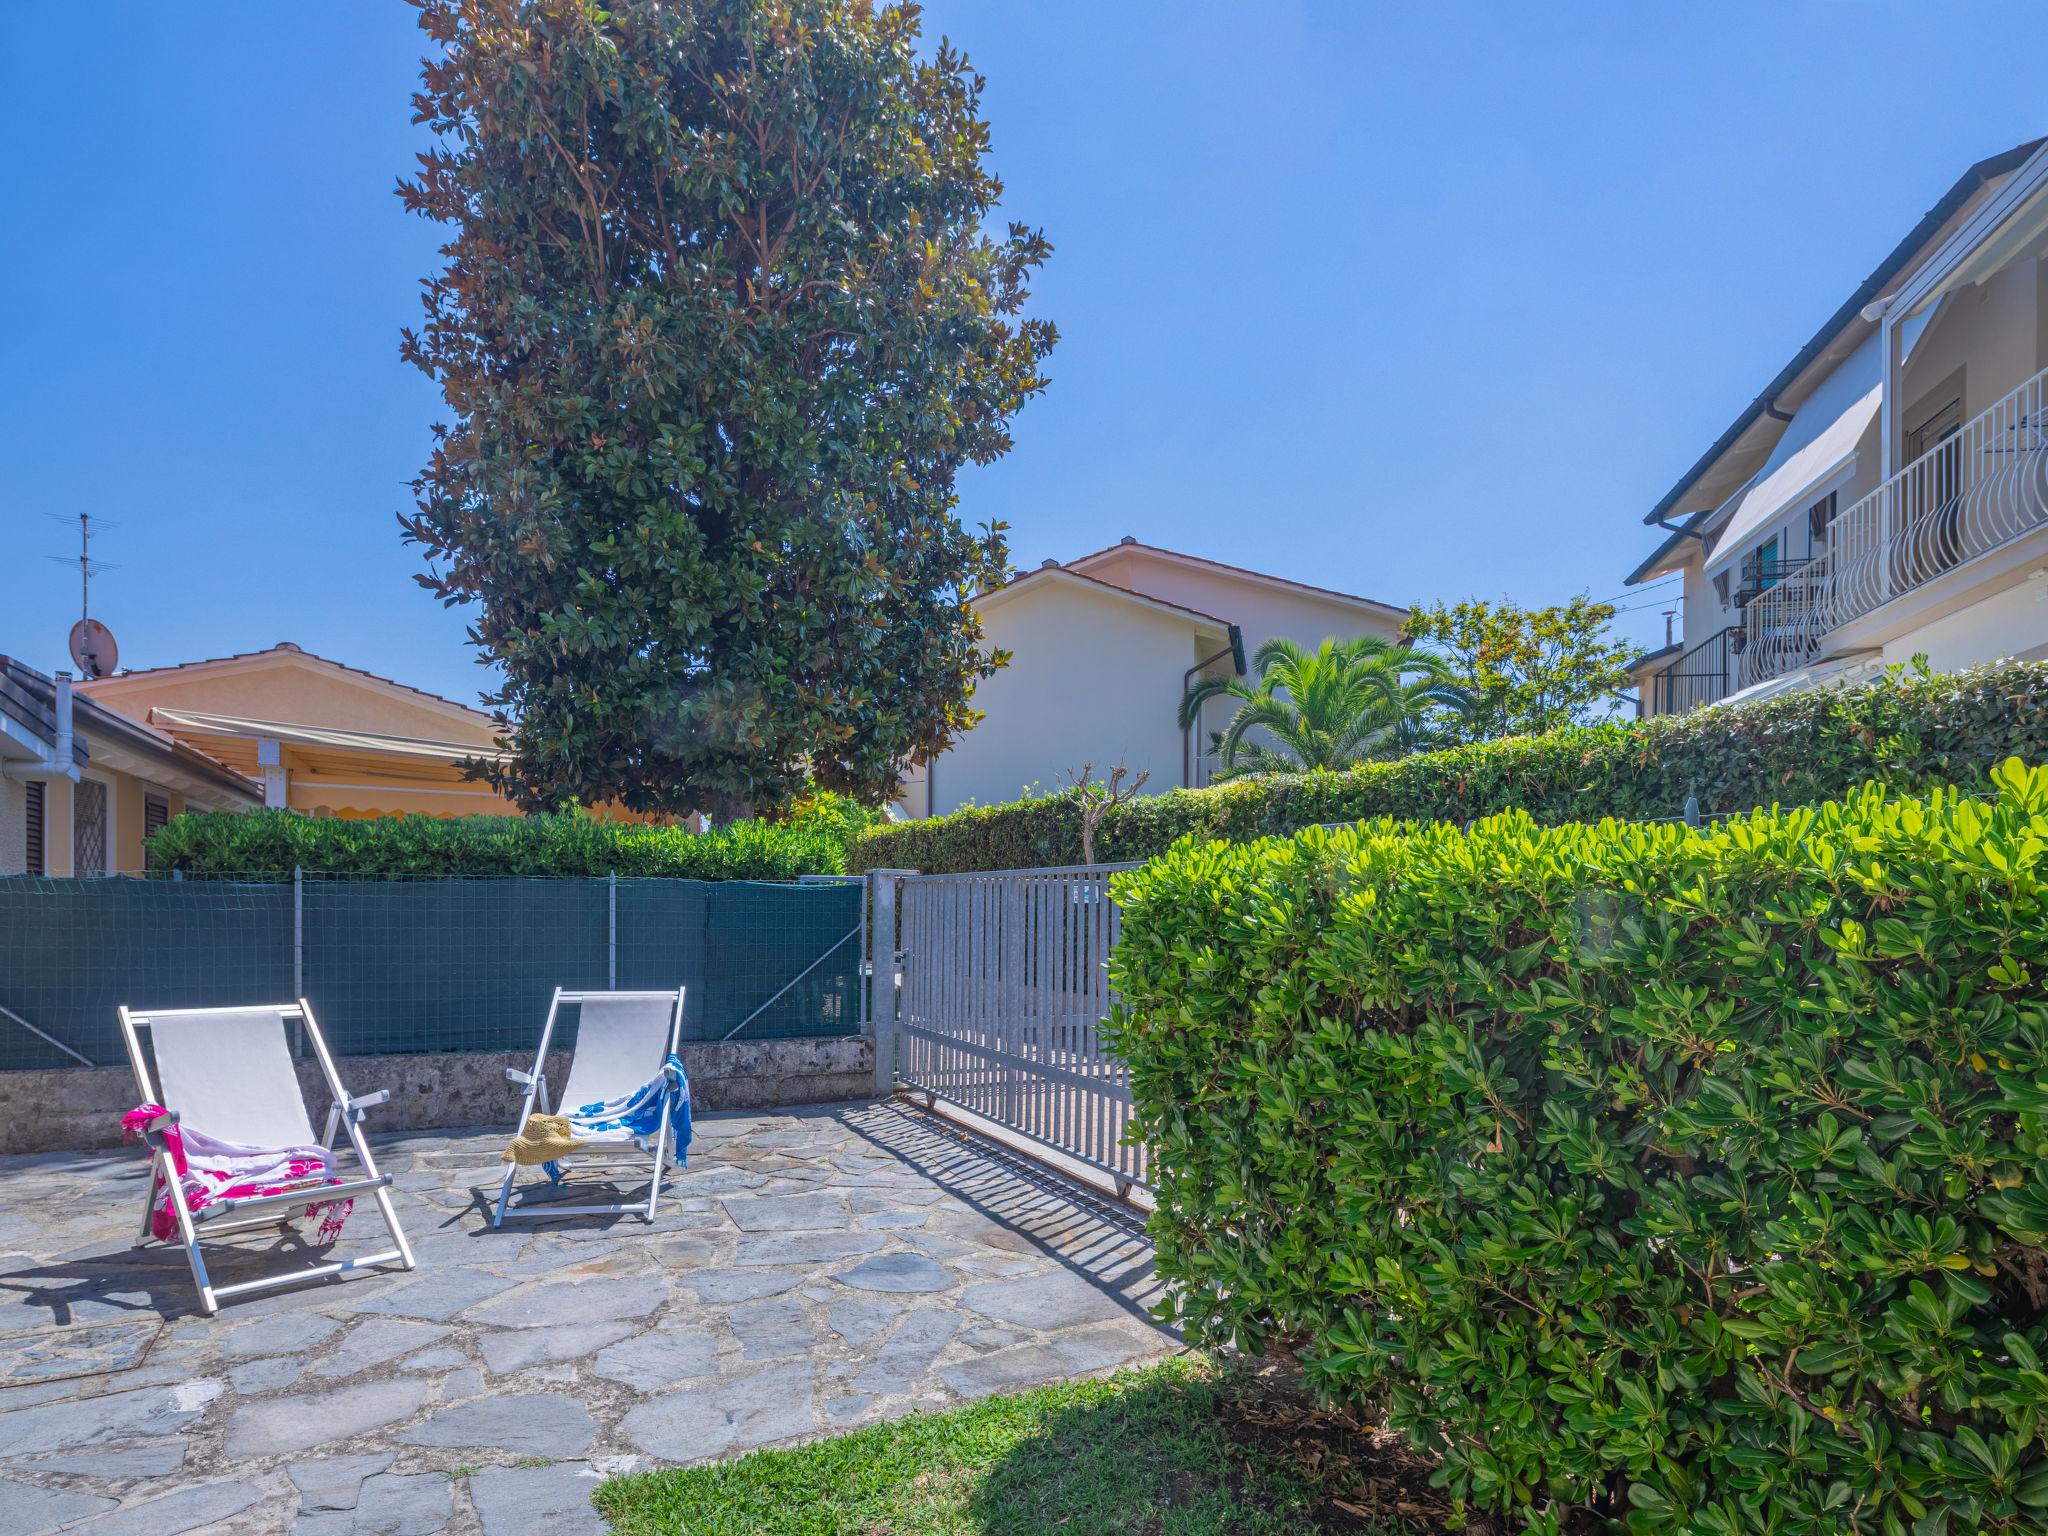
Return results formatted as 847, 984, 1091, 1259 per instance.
122, 1105, 354, 1245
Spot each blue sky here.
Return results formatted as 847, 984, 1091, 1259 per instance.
3, 3, 2044, 710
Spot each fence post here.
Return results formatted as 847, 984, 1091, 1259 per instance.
866, 870, 913, 1099
292, 865, 304, 998
608, 871, 618, 989
1683, 795, 1701, 828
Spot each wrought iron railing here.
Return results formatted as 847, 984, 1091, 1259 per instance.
1741, 364, 2048, 688
1647, 625, 1742, 715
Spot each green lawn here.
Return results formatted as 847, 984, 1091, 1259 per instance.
595, 1356, 1445, 1535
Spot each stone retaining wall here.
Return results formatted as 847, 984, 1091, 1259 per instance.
0, 1035, 874, 1154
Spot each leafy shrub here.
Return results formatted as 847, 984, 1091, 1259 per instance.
777, 788, 893, 848
145, 809, 845, 881
1108, 762, 2048, 1534
851, 659, 2048, 873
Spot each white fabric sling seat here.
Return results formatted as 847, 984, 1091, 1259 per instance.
493, 987, 687, 1227
118, 999, 417, 1316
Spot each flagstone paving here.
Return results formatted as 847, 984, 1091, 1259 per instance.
0, 1102, 1174, 1533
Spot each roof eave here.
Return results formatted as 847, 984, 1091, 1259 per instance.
1625, 512, 1708, 586
975, 566, 1237, 632
1063, 540, 1408, 619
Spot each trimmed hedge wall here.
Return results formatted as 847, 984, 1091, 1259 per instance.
851, 659, 2048, 874
1107, 764, 2048, 1533
144, 809, 846, 881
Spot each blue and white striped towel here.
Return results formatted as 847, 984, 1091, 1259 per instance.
543, 1053, 692, 1181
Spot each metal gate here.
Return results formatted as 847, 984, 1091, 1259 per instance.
891, 864, 1144, 1192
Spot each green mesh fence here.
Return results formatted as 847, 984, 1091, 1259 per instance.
0, 874, 864, 1070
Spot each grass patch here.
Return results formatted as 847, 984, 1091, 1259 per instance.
595, 1356, 1447, 1535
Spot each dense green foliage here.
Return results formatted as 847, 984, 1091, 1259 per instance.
144, 809, 845, 881
1179, 635, 1471, 778
851, 659, 2048, 873
1108, 763, 2048, 1534
400, 0, 1052, 820
777, 787, 893, 848
1403, 593, 1637, 742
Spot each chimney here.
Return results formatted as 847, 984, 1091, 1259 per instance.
52, 671, 75, 778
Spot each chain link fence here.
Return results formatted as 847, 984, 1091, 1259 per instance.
0, 872, 864, 1071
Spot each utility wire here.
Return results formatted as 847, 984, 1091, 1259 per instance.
1591, 575, 1680, 608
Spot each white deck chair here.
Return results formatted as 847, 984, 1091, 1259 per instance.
117, 999, 416, 1316
493, 987, 686, 1227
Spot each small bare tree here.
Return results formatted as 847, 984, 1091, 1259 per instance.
1064, 761, 1150, 865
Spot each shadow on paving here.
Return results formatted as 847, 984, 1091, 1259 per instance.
838, 1098, 1171, 1337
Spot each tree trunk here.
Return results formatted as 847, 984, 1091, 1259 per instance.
702, 789, 754, 827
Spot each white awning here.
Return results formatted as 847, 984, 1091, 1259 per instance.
1705, 384, 1881, 574
148, 707, 511, 765
1718, 654, 1886, 709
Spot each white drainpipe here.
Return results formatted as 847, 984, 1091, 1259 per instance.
3, 670, 82, 782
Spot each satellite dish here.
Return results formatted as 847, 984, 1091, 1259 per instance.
69, 619, 118, 680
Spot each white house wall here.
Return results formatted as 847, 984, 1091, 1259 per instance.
930, 583, 1211, 817
1882, 576, 2048, 673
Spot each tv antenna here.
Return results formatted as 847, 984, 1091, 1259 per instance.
46, 513, 121, 678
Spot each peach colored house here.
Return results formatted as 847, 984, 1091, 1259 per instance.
77, 643, 516, 820
1, 656, 261, 876
897, 538, 1408, 818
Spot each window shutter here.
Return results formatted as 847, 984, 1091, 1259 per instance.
24, 781, 45, 877
144, 794, 170, 838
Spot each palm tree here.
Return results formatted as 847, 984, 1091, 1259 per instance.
1177, 635, 1472, 779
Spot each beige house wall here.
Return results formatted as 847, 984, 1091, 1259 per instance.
1900, 257, 2041, 427
3, 763, 195, 877
0, 775, 24, 874
41, 777, 73, 878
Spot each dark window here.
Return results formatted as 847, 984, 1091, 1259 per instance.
24, 781, 45, 877
1757, 535, 1781, 590
1808, 491, 1837, 544
144, 794, 170, 838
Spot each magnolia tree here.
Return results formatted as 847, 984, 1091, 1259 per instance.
399, 0, 1054, 819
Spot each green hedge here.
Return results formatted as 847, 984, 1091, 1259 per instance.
1107, 763, 2048, 1533
144, 809, 846, 881
851, 659, 2048, 874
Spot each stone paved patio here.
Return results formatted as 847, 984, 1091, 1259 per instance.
0, 1102, 1177, 1534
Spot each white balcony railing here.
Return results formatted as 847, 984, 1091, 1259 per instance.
1740, 364, 2048, 688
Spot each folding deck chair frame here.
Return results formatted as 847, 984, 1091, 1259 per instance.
493, 986, 686, 1227
117, 999, 417, 1316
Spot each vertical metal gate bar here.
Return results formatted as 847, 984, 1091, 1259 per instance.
891, 863, 1145, 1192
